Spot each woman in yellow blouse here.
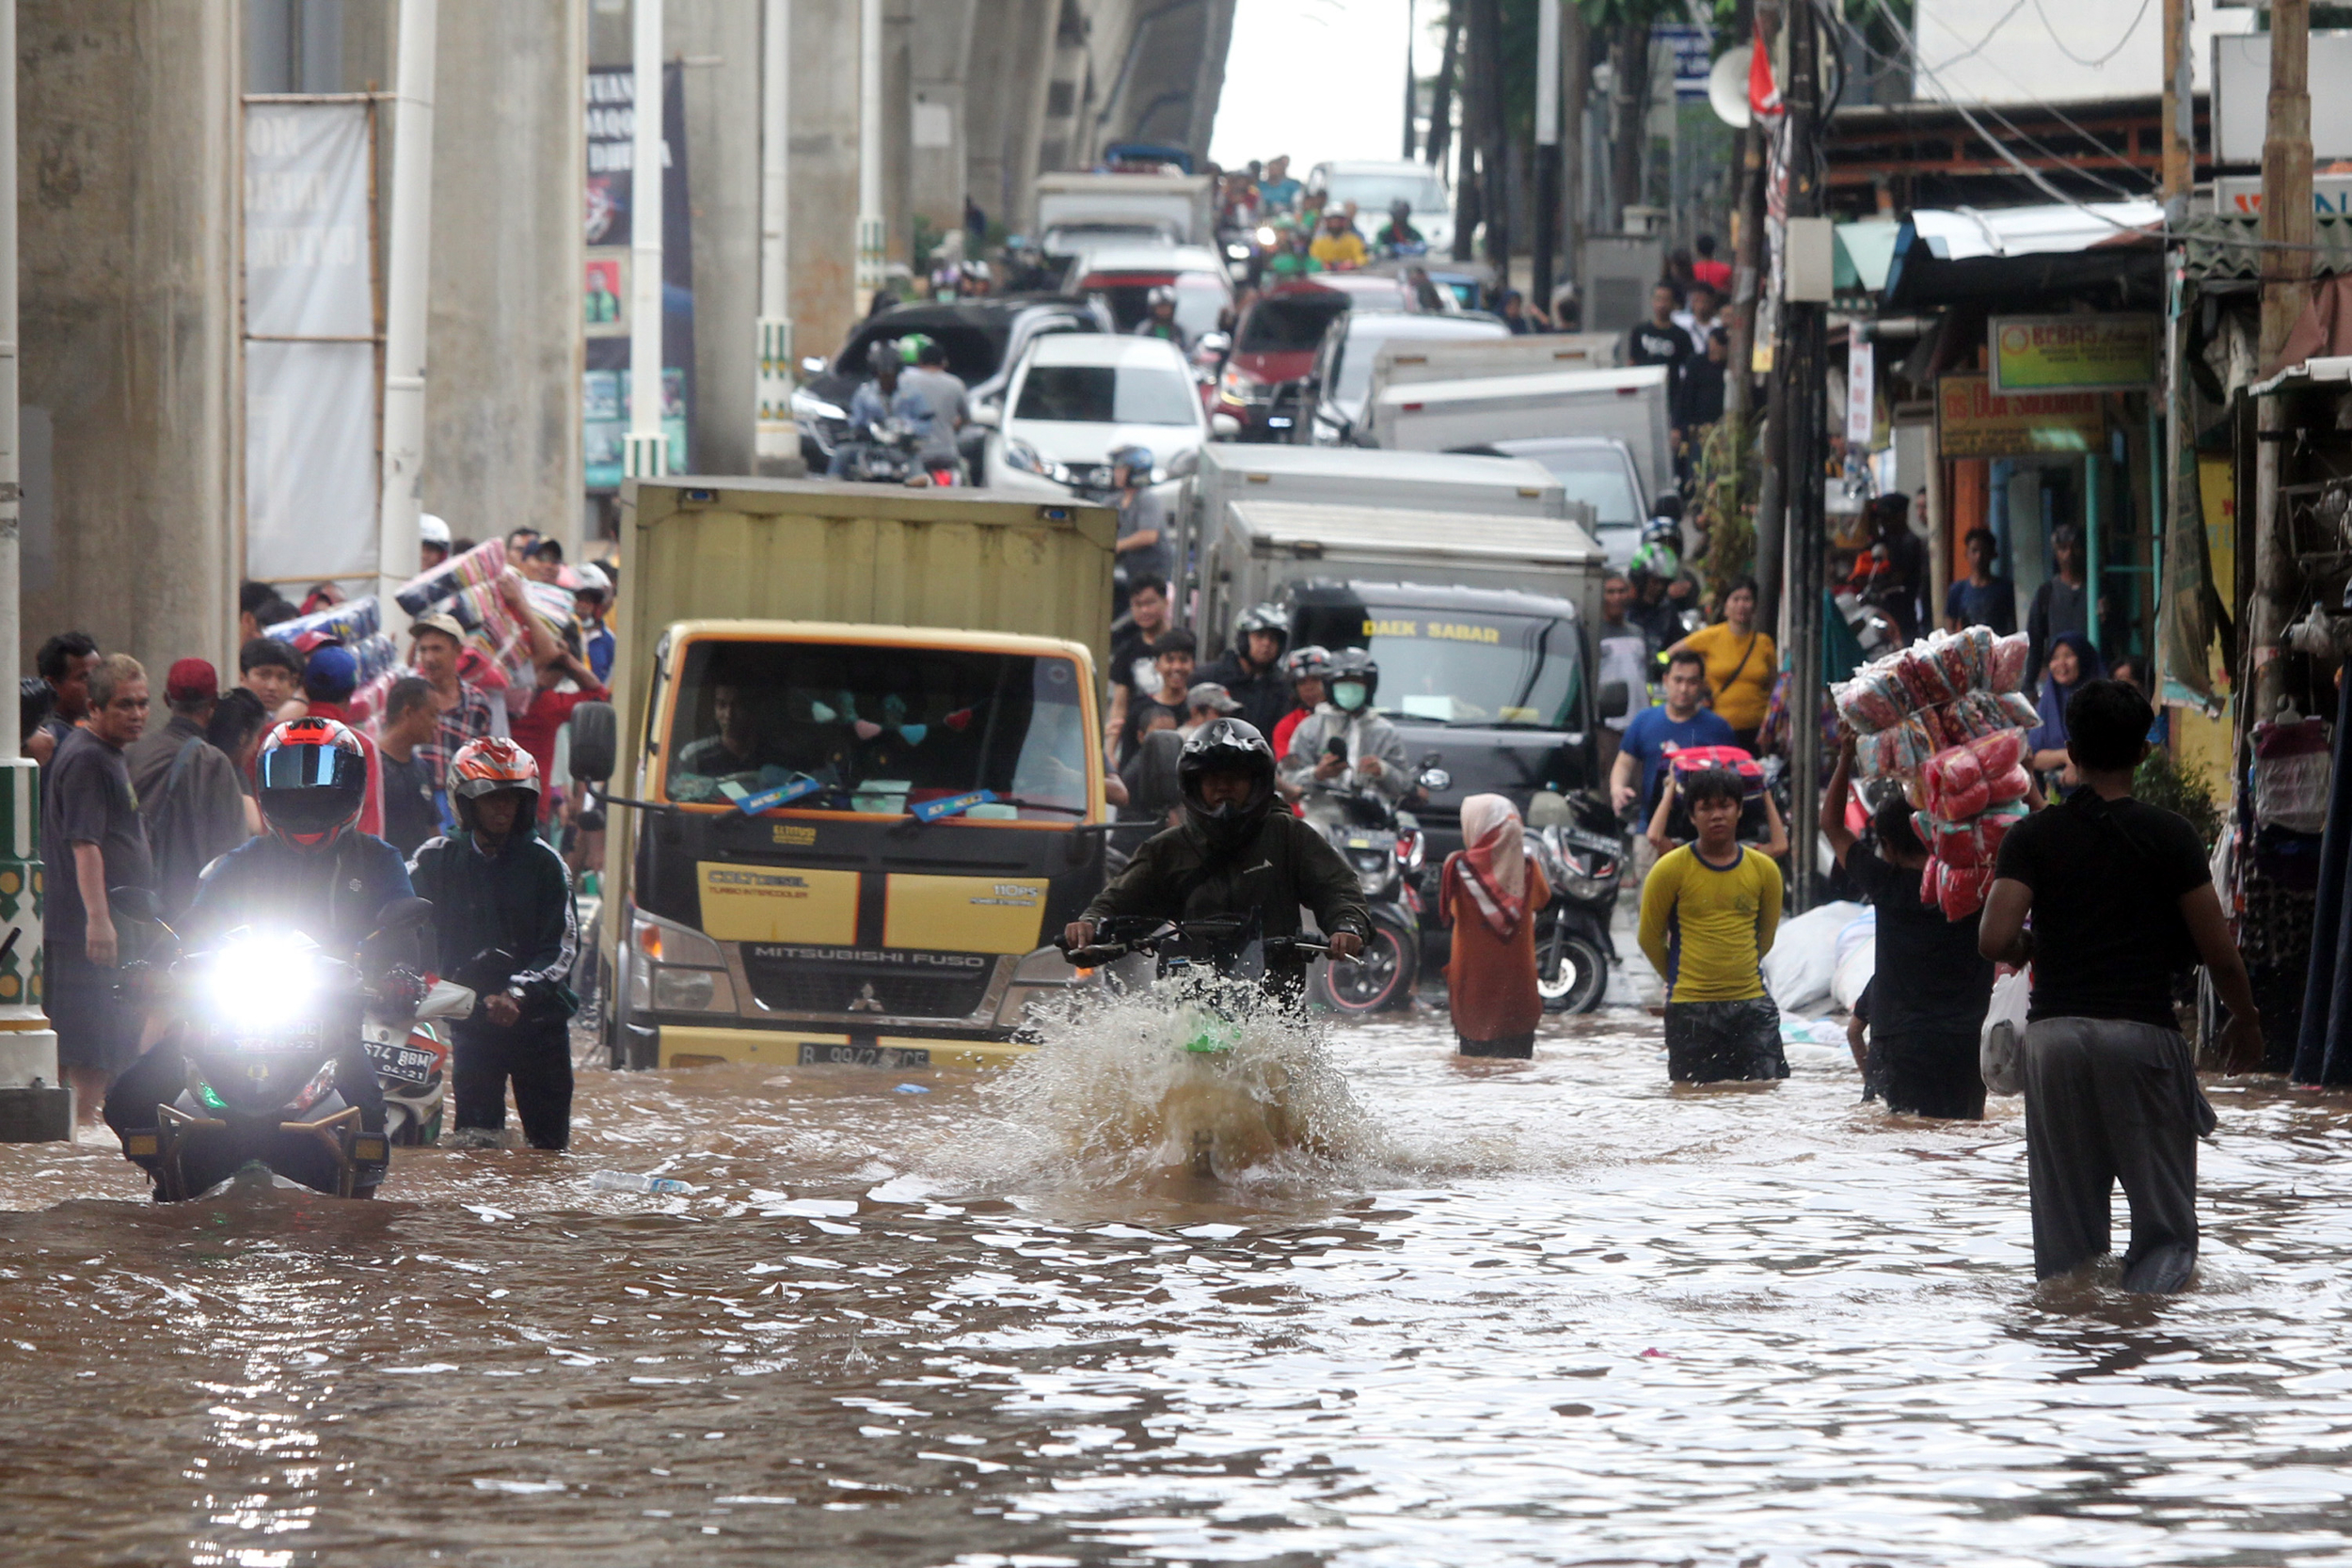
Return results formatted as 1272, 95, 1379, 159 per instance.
1667, 577, 1774, 747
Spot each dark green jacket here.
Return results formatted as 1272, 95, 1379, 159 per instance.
1084, 810, 1371, 978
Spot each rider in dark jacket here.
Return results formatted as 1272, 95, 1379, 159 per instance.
104, 717, 406, 1192
1068, 720, 1370, 996
406, 736, 580, 1150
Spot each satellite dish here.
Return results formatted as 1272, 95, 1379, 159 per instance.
1708, 47, 1753, 130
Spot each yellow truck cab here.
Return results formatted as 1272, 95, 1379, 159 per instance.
586, 479, 1117, 1072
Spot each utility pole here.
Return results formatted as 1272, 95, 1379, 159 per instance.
1564, 4, 1590, 313
1534, 0, 1562, 315
1782, 0, 1828, 911
2252, 0, 2313, 722
855, 0, 886, 307
755, 0, 802, 477
0, 0, 56, 1132
626, 0, 668, 482
1403, 0, 1418, 160
376, 0, 437, 616
2160, 0, 2193, 205
1748, 0, 1786, 635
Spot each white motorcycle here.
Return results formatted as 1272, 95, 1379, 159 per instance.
362, 975, 477, 1147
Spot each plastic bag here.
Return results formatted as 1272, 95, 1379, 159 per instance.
1997, 689, 2042, 728
1895, 641, 1957, 708
1980, 967, 2030, 1094
1985, 764, 2033, 806
1921, 857, 1994, 920
1920, 743, 1986, 820
1856, 717, 1931, 779
1834, 667, 1908, 733
1988, 632, 2032, 694
1914, 799, 2027, 868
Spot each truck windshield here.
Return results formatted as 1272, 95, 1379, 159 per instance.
663, 640, 1092, 820
1291, 604, 1584, 729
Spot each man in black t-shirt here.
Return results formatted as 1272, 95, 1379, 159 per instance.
1980, 679, 2261, 1293
1626, 281, 1693, 434
1822, 737, 1996, 1118
41, 654, 156, 1116
1103, 577, 1173, 762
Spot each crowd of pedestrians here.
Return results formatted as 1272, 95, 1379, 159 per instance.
32, 525, 615, 1151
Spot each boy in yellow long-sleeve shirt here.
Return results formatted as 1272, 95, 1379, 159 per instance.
1637, 767, 1788, 1083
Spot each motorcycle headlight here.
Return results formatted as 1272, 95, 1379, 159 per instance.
1554, 845, 1616, 904
207, 935, 326, 1033
790, 388, 846, 422
1255, 226, 1276, 246
1226, 242, 1251, 260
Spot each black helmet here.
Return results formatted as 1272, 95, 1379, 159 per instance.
1233, 603, 1289, 657
1177, 718, 1279, 853
1327, 647, 1379, 711
1283, 644, 1332, 683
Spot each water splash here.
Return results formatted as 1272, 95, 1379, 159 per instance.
949, 978, 1387, 1189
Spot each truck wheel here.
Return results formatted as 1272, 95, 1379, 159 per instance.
1316, 914, 1419, 1015
1537, 922, 1608, 1014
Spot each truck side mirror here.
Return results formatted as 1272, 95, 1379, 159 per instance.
568, 701, 618, 784
1598, 680, 1630, 720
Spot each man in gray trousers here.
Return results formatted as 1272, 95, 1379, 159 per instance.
1979, 678, 2261, 1292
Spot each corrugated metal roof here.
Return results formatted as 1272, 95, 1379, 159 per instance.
1902, 201, 2165, 261
2180, 214, 2352, 281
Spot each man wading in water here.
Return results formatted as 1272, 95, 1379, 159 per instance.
1978, 678, 2260, 1291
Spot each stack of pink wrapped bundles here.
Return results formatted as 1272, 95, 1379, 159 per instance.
394, 539, 553, 717
1834, 626, 2044, 920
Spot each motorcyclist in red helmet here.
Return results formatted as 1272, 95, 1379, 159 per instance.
406, 736, 582, 1150
103, 717, 416, 1186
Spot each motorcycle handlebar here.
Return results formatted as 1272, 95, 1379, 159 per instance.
1054, 931, 1346, 966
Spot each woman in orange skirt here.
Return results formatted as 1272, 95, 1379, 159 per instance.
1440, 793, 1551, 1057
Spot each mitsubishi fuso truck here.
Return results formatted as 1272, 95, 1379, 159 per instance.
573, 478, 1118, 1073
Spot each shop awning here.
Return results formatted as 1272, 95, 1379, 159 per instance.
1883, 200, 2167, 309
2180, 214, 2352, 284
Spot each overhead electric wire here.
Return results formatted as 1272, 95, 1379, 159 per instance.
2029, 0, 2157, 71
1854, 0, 2329, 256
1828, 0, 2149, 202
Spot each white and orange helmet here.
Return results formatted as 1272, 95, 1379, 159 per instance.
447, 735, 540, 829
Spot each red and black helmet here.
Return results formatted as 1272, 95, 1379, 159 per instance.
447, 735, 540, 829
257, 717, 369, 850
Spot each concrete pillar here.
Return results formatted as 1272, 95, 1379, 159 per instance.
18, 1, 242, 679
667, 1, 759, 476
788, 0, 862, 377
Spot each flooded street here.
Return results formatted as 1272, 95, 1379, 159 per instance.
4, 999, 2351, 1567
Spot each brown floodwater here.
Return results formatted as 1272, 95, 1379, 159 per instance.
2, 988, 2349, 1567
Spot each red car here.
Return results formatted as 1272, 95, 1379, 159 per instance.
1216, 275, 1433, 441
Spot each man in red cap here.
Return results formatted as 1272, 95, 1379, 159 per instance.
124, 658, 251, 914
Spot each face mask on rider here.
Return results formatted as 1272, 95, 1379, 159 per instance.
1331, 680, 1368, 712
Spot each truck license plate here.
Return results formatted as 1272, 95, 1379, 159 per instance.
364, 1039, 438, 1086
797, 1043, 931, 1069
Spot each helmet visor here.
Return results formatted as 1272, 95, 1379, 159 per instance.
259, 781, 363, 834
258, 742, 365, 794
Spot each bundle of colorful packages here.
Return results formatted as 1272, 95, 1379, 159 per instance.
394, 539, 558, 717
266, 595, 401, 722
1833, 626, 2043, 920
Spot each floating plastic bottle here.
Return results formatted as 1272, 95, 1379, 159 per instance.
588, 1169, 691, 1196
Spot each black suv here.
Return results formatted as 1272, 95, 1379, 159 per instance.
794, 294, 1106, 471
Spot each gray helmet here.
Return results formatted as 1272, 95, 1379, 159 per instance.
1282, 644, 1332, 684
1233, 603, 1289, 657
1177, 718, 1278, 853
1326, 647, 1378, 710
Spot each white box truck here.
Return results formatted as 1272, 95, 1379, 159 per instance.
1211, 498, 1607, 640
1363, 333, 1622, 408
1034, 172, 1215, 258
1368, 364, 1674, 502
1188, 445, 1570, 645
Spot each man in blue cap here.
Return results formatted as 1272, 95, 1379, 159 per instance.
296, 642, 385, 837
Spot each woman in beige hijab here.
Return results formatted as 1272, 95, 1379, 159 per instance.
1440, 793, 1550, 1056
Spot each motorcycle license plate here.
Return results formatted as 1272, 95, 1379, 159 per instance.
365, 1038, 437, 1086
230, 1021, 324, 1054
797, 1043, 930, 1069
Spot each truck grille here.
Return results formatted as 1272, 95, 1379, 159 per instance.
739, 949, 995, 1021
